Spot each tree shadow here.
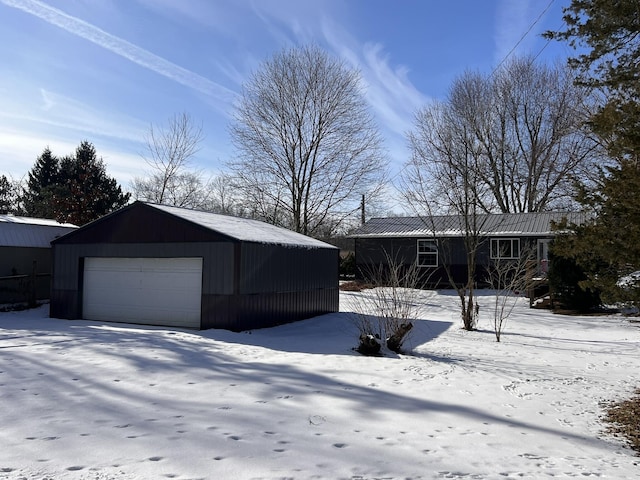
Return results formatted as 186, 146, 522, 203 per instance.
0, 306, 608, 453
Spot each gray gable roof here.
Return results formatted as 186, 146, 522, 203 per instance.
147, 203, 336, 249
0, 215, 77, 248
352, 212, 587, 238
144, 202, 336, 248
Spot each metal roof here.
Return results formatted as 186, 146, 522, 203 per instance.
351, 212, 588, 238
147, 203, 337, 249
0, 215, 77, 248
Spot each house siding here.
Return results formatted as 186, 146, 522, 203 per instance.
355, 236, 542, 288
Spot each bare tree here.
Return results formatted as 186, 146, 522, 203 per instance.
404, 100, 489, 330
486, 246, 535, 342
410, 57, 599, 215
132, 112, 209, 208
402, 56, 600, 330
228, 45, 387, 237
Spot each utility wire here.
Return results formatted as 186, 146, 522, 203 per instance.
491, 0, 555, 75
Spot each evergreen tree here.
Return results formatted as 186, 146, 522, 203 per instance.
22, 147, 60, 218
552, 163, 640, 307
0, 175, 17, 214
545, 0, 640, 163
52, 141, 130, 225
545, 0, 640, 307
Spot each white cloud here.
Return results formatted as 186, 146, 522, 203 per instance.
360, 43, 430, 136
320, 17, 429, 143
1, 0, 237, 109
0, 86, 147, 147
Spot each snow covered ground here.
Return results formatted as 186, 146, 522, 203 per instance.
0, 289, 638, 479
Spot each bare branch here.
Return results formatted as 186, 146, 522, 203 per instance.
131, 112, 206, 208
228, 45, 387, 236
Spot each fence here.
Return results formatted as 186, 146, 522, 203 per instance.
0, 261, 50, 307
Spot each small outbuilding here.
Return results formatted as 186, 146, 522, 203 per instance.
50, 201, 339, 330
0, 215, 77, 305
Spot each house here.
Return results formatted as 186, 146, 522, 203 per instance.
0, 215, 77, 304
50, 201, 339, 330
351, 212, 586, 288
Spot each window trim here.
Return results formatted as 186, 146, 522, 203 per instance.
490, 238, 521, 260
417, 239, 438, 267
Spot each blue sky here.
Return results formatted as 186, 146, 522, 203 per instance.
0, 0, 573, 189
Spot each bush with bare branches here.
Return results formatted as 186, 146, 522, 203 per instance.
348, 251, 423, 355
486, 247, 535, 342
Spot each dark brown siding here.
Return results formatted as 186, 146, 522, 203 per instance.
51, 242, 235, 320
233, 288, 339, 331
51, 241, 339, 330
51, 202, 339, 330
239, 243, 338, 293
53, 203, 233, 244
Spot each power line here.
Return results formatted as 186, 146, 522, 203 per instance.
491, 0, 555, 75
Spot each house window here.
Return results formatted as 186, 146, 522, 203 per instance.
490, 238, 520, 259
417, 239, 438, 267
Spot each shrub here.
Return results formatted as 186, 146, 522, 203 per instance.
548, 252, 601, 312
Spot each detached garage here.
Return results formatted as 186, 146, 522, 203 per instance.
50, 202, 339, 330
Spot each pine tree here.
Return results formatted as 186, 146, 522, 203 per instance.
545, 0, 640, 307
22, 147, 60, 218
545, 0, 640, 163
0, 175, 17, 214
552, 162, 640, 308
52, 141, 130, 225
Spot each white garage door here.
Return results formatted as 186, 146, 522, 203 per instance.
82, 257, 203, 328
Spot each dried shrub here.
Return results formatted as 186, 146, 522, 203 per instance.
349, 250, 424, 354
602, 389, 640, 454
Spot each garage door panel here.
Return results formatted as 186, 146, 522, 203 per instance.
83, 257, 202, 328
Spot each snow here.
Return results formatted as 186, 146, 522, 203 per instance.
0, 215, 76, 228
1, 290, 639, 479
0, 215, 77, 248
146, 203, 335, 249
617, 271, 640, 289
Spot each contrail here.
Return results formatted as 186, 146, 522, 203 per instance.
2, 0, 236, 104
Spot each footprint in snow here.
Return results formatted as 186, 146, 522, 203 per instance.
148, 456, 163, 462
66, 466, 84, 471
308, 415, 325, 425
